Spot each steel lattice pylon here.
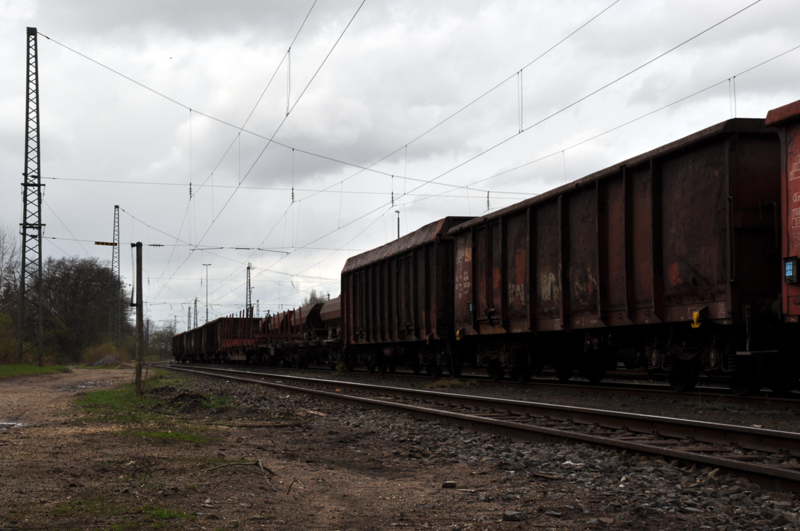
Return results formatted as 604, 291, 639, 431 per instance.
109, 205, 121, 349
18, 27, 44, 365
246, 263, 252, 311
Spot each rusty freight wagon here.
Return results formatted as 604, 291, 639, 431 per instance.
341, 216, 471, 375
450, 113, 797, 394
319, 296, 344, 367
288, 302, 328, 367
211, 310, 260, 363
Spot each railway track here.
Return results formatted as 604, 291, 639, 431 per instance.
182, 362, 800, 411
158, 363, 800, 494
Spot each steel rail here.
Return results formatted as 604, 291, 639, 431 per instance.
159, 363, 800, 493
185, 361, 800, 410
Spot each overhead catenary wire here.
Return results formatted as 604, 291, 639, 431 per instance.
391, 0, 764, 204
272, 0, 622, 215
35, 1, 783, 317
464, 42, 800, 190
192, 0, 627, 308
138, 3, 779, 311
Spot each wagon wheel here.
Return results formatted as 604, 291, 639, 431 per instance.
426, 364, 443, 378
511, 367, 531, 383
530, 357, 544, 377
728, 369, 760, 396
765, 371, 791, 395
446, 354, 463, 378
667, 360, 699, 392
487, 362, 504, 381
555, 362, 573, 382
585, 365, 606, 384
764, 354, 798, 395
387, 360, 397, 374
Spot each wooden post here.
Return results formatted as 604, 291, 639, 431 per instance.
134, 242, 143, 396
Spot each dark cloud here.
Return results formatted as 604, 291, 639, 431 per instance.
2, 0, 799, 325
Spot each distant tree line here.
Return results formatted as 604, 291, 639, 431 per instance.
0, 224, 174, 365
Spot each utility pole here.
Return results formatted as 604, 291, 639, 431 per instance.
132, 242, 143, 396
395, 210, 400, 240
202, 264, 211, 322
187, 305, 191, 331
18, 27, 44, 366
109, 205, 121, 349
193, 298, 198, 328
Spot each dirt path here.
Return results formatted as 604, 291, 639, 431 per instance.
0, 368, 795, 530
0, 368, 133, 425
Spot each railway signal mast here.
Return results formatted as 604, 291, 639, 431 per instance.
18, 27, 44, 365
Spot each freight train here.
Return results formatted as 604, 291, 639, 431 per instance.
173, 98, 800, 395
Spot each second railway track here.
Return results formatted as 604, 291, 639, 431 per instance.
160, 363, 800, 494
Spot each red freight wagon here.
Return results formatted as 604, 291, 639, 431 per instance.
290, 302, 326, 338
449, 117, 790, 393
341, 216, 471, 375
320, 296, 342, 341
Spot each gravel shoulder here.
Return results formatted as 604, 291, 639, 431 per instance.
0, 367, 798, 530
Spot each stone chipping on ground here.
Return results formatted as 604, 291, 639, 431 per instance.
1, 367, 799, 530
185, 375, 800, 530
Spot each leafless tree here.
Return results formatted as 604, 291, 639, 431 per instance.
0, 223, 19, 310
40, 256, 132, 363
0, 224, 19, 363
301, 288, 328, 307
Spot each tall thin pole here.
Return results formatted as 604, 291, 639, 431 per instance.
246, 263, 252, 311
395, 210, 400, 240
18, 27, 44, 365
109, 205, 121, 349
203, 263, 211, 322
133, 242, 143, 396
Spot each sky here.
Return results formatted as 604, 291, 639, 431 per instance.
2, 0, 799, 331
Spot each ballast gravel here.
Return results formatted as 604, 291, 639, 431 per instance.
186, 374, 800, 530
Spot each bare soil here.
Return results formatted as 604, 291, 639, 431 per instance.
0, 368, 796, 530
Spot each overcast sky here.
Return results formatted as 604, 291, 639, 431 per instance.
2, 0, 799, 330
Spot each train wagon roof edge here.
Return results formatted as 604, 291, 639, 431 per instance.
448, 116, 769, 234
342, 216, 472, 273
765, 100, 800, 126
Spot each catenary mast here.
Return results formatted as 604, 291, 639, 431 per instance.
18, 27, 44, 365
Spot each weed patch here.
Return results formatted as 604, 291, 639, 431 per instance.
0, 364, 70, 379
52, 497, 194, 530
74, 371, 235, 446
